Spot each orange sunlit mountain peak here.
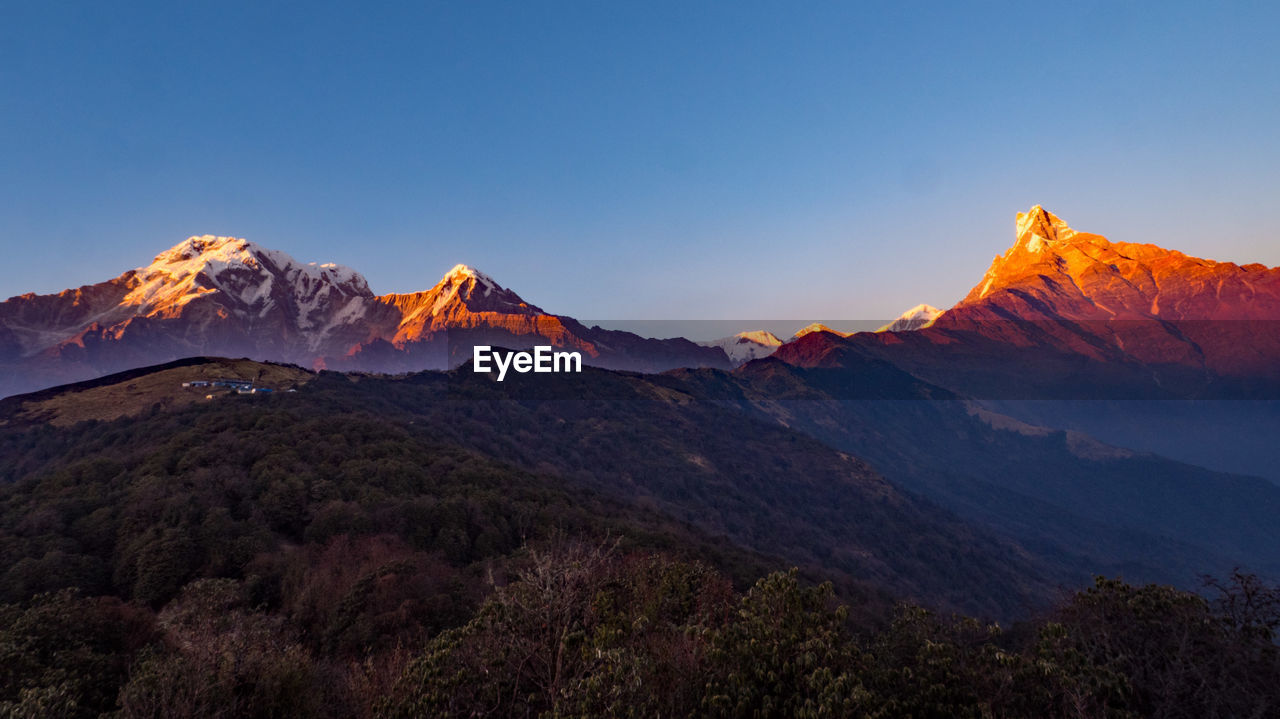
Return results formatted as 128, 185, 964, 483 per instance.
956, 206, 1280, 321
1013, 205, 1074, 251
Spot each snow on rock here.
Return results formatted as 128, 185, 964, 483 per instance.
791, 323, 850, 340
0, 235, 737, 396
876, 304, 944, 333
1015, 205, 1075, 248
442, 264, 500, 294
699, 330, 783, 365
422, 264, 528, 315
124, 235, 375, 335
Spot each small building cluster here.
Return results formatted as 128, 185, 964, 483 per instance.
183, 378, 280, 397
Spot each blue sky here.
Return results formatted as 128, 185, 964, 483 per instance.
2, 2, 1278, 321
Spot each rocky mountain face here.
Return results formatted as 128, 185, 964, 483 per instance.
0, 237, 729, 397
775, 207, 1280, 399
721, 209, 1280, 583
936, 206, 1280, 377
346, 264, 728, 374
958, 206, 1280, 321
0, 237, 389, 395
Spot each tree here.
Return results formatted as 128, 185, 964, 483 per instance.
378, 540, 732, 719
700, 569, 868, 719
116, 578, 324, 719
0, 590, 156, 718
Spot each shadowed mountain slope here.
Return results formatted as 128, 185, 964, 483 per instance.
0, 358, 1053, 619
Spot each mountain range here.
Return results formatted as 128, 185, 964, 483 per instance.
4, 205, 1280, 614
11, 205, 1274, 401
0, 237, 729, 397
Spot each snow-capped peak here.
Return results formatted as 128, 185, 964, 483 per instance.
734, 330, 783, 347
304, 261, 366, 291
972, 207, 1082, 298
698, 330, 784, 365
1014, 205, 1076, 253
137, 236, 369, 296
146, 235, 259, 276
122, 235, 374, 334
431, 264, 506, 300
411, 263, 537, 318
792, 323, 850, 340
877, 304, 944, 333
127, 235, 270, 310
442, 264, 498, 288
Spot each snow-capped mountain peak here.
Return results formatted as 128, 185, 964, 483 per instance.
433, 264, 510, 300
1014, 205, 1075, 253
960, 205, 1280, 321
974, 206, 1091, 299
380, 264, 544, 342
126, 235, 271, 312
127, 235, 371, 310
734, 330, 782, 347
698, 330, 783, 365
118, 234, 377, 345
150, 235, 245, 264
422, 263, 529, 314
791, 323, 850, 340
877, 304, 944, 333
441, 264, 499, 291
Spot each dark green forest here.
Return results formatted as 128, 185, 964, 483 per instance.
2, 369, 1278, 717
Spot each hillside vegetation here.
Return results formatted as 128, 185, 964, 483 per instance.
2, 360, 1278, 716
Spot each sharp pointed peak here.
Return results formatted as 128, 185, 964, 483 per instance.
1014, 205, 1075, 251
439, 263, 498, 287
1018, 204, 1051, 220
422, 263, 532, 309
876, 304, 944, 332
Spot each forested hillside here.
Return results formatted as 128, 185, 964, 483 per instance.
2, 360, 1278, 716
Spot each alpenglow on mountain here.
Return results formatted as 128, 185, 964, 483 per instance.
775, 206, 1280, 398
6, 207, 1280, 399
877, 304, 944, 333
932, 205, 1280, 380
698, 330, 784, 366
0, 236, 730, 397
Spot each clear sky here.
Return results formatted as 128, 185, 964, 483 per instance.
3, 2, 1278, 322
